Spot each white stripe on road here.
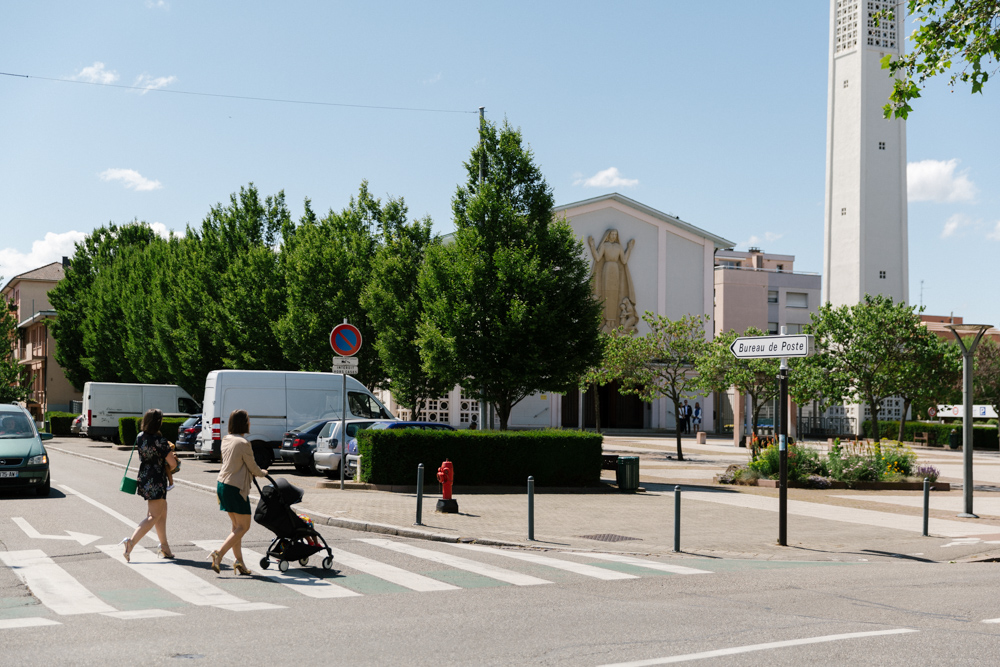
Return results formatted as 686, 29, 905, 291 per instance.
452, 544, 638, 581
192, 541, 360, 599
102, 609, 182, 620
58, 484, 164, 544
0, 550, 117, 615
97, 544, 284, 611
567, 552, 711, 575
0, 618, 62, 630
598, 628, 918, 666
328, 547, 459, 592
357, 538, 551, 586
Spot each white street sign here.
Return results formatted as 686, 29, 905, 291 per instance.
332, 357, 359, 374
729, 334, 814, 359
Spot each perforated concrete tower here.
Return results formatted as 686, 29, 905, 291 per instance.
823, 0, 909, 307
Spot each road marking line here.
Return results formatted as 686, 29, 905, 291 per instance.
0, 617, 62, 630
11, 517, 100, 546
192, 541, 360, 599
357, 538, 551, 586
97, 544, 284, 611
0, 550, 117, 615
58, 484, 165, 545
328, 546, 459, 592
453, 544, 638, 580
981, 617, 1000, 623
102, 609, 182, 620
567, 552, 711, 575
598, 628, 918, 666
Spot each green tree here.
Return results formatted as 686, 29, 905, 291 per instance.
619, 313, 709, 461
418, 117, 603, 429
892, 329, 961, 440
878, 1, 1000, 118
974, 337, 1000, 436
0, 296, 31, 403
361, 203, 450, 418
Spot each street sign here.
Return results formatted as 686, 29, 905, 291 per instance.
331, 357, 359, 374
330, 323, 363, 356
729, 334, 814, 359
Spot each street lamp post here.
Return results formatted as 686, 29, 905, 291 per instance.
945, 323, 993, 518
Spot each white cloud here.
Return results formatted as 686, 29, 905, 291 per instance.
133, 73, 177, 94
145, 0, 169, 8
149, 222, 184, 239
737, 232, 782, 249
422, 72, 442, 84
99, 168, 163, 191
987, 221, 1000, 241
908, 159, 978, 203
573, 167, 639, 189
0, 231, 86, 284
941, 213, 975, 238
764, 232, 783, 242
74, 62, 119, 85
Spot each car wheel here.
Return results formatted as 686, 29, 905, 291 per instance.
36, 476, 51, 497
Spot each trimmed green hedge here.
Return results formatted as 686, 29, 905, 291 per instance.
356, 429, 603, 487
863, 420, 999, 449
45, 411, 79, 436
118, 417, 189, 447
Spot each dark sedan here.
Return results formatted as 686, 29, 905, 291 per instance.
280, 419, 335, 473
175, 415, 202, 451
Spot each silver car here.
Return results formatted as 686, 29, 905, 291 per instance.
313, 420, 381, 478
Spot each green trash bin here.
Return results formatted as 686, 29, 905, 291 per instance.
949, 429, 961, 450
616, 456, 640, 492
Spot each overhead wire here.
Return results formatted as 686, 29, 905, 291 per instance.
0, 70, 477, 115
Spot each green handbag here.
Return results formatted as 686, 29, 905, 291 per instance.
120, 443, 138, 494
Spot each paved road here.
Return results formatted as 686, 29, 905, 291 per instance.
4, 444, 1000, 664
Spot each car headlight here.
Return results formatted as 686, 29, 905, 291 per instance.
28, 454, 47, 466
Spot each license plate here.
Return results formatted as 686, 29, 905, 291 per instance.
0, 471, 17, 478
282, 440, 292, 448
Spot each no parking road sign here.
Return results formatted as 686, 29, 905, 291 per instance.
330, 323, 363, 356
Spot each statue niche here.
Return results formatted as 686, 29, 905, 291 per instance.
588, 229, 637, 334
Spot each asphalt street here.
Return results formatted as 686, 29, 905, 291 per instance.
4, 446, 1000, 665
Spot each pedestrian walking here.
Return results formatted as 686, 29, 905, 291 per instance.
210, 409, 268, 575
120, 409, 176, 561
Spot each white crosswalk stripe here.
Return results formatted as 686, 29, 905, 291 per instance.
451, 544, 639, 580
566, 552, 712, 575
0, 618, 62, 629
0, 550, 117, 615
192, 541, 360, 599
357, 538, 552, 586
97, 544, 285, 612
327, 546, 459, 592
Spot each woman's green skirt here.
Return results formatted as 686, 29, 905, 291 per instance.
217, 481, 251, 515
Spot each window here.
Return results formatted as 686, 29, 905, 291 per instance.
878, 141, 886, 150
879, 270, 886, 279
776, 264, 784, 272
768, 322, 779, 335
786, 292, 808, 308
768, 290, 778, 304
843, 79, 849, 88
786, 324, 804, 334
841, 207, 847, 216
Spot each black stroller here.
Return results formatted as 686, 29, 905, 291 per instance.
253, 475, 336, 573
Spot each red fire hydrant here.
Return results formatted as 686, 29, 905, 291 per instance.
436, 459, 458, 513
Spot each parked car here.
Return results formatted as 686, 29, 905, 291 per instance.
0, 403, 53, 496
341, 421, 456, 477
70, 414, 84, 435
279, 419, 338, 473
313, 419, 382, 478
175, 415, 202, 451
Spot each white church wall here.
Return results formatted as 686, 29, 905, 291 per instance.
507, 392, 553, 429
663, 231, 706, 320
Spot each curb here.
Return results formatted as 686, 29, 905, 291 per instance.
313, 481, 625, 494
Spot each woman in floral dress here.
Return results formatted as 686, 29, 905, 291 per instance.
120, 409, 175, 561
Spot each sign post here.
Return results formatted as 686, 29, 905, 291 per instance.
730, 329, 814, 547
331, 321, 363, 491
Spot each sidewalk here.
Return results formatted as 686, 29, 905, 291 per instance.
44, 434, 1000, 565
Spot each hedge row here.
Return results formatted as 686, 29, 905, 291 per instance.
45, 411, 79, 436
863, 420, 999, 449
118, 417, 189, 447
356, 429, 603, 487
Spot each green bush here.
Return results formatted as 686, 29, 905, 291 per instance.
749, 443, 825, 482
118, 417, 186, 447
356, 429, 603, 487
46, 411, 79, 436
863, 420, 999, 450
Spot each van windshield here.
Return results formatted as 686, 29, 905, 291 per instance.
348, 392, 393, 420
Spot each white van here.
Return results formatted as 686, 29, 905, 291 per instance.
82, 382, 200, 441
195, 370, 393, 466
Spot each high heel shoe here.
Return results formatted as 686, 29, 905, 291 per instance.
233, 560, 252, 576
157, 546, 175, 559
209, 550, 222, 573
119, 537, 132, 563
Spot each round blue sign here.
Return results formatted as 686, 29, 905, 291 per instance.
330, 323, 362, 356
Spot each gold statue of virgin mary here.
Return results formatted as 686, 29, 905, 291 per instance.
588, 229, 637, 334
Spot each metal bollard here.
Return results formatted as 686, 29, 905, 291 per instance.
922, 477, 929, 537
528, 476, 535, 541
415, 464, 424, 526
674, 485, 681, 552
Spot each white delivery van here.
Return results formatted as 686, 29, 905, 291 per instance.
82, 382, 200, 441
195, 370, 393, 466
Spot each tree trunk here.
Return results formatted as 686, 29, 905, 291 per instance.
673, 398, 685, 461
868, 395, 881, 440
592, 383, 602, 433
897, 398, 912, 442
412, 397, 424, 421
498, 400, 511, 431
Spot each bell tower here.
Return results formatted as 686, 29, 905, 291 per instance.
823, 0, 908, 307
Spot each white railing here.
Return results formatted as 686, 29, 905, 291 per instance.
714, 265, 819, 276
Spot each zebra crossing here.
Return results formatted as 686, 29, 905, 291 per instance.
0, 536, 711, 629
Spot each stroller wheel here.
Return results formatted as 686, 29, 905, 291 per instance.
278, 559, 289, 573
259, 557, 270, 570
322, 556, 334, 570
298, 557, 309, 567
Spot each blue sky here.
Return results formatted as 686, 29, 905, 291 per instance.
2, 1, 998, 326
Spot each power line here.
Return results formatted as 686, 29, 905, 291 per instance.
0, 70, 477, 115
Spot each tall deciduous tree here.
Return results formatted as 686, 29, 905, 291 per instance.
418, 118, 603, 429
974, 337, 1000, 437
892, 328, 961, 440
878, 1, 1000, 118
619, 313, 709, 461
0, 295, 31, 403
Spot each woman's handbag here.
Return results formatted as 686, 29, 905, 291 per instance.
120, 443, 138, 494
